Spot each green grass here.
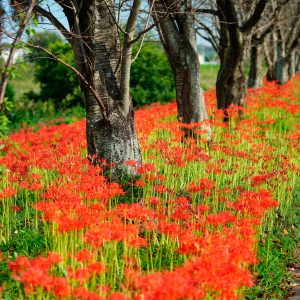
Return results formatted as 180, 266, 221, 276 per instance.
0, 200, 47, 299
245, 178, 300, 299
200, 64, 219, 91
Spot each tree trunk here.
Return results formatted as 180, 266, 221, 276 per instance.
275, 41, 289, 84
288, 50, 296, 78
174, 63, 208, 124
248, 43, 263, 88
216, 55, 246, 113
296, 53, 300, 74
154, 2, 210, 138
265, 31, 278, 82
275, 58, 289, 84
214, 0, 255, 121
75, 0, 142, 170
0, 5, 4, 57
85, 91, 141, 168
266, 67, 277, 81
216, 28, 247, 120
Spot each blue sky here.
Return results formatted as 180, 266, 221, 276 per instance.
37, 1, 209, 46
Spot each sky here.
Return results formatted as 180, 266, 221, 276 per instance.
36, 0, 210, 46
1, 0, 209, 48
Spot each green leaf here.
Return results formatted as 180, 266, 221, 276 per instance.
25, 27, 31, 36
33, 17, 39, 27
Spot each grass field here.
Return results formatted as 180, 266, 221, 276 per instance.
200, 64, 219, 91
0, 76, 299, 299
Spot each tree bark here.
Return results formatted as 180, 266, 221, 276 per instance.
75, 0, 142, 170
215, 1, 248, 120
266, 67, 276, 81
288, 50, 296, 78
248, 42, 263, 88
275, 57, 289, 84
154, 0, 210, 138
275, 40, 289, 84
264, 7, 300, 85
216, 43, 247, 117
0, 5, 4, 58
296, 52, 300, 74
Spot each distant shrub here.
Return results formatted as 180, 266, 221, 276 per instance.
0, 85, 15, 136
26, 33, 175, 109
130, 43, 175, 106
5, 83, 15, 101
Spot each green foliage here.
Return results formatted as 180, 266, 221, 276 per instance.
130, 43, 175, 106
26, 32, 82, 109
0, 94, 15, 136
8, 99, 85, 132
4, 83, 15, 102
7, 58, 85, 133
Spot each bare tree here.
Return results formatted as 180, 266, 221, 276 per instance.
294, 49, 300, 74
0, 0, 36, 108
5, 0, 161, 172
216, 0, 268, 118
152, 0, 211, 138
264, 0, 300, 84
196, 0, 268, 119
247, 0, 294, 88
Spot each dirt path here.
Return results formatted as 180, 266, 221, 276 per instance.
290, 263, 300, 300
289, 244, 300, 300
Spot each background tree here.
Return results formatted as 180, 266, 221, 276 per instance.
152, 0, 211, 137
0, 1, 4, 58
264, 0, 300, 84
247, 0, 293, 88
214, 0, 267, 117
196, 0, 268, 118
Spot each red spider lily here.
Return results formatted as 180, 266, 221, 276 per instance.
159, 221, 181, 237
74, 249, 94, 263
109, 292, 128, 300
136, 163, 155, 174
87, 262, 105, 274
0, 187, 17, 198
9, 253, 70, 298
187, 178, 215, 193
11, 205, 21, 212
206, 211, 237, 226
228, 189, 278, 217
74, 286, 103, 300
71, 267, 91, 283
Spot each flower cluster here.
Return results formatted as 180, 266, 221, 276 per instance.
0, 76, 299, 299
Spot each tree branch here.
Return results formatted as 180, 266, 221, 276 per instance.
0, 0, 35, 108
195, 8, 218, 15
33, 5, 74, 44
240, 0, 268, 33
